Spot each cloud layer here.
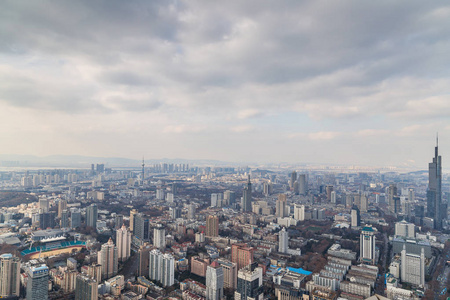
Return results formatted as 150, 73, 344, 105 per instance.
1, 0, 450, 166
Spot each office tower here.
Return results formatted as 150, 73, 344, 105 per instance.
276, 194, 287, 218
114, 214, 124, 229
206, 261, 224, 300
149, 249, 174, 287
134, 214, 149, 241
39, 212, 56, 229
298, 174, 307, 195
217, 259, 237, 289
60, 209, 70, 228
325, 185, 333, 202
294, 205, 305, 221
129, 209, 138, 232
395, 220, 415, 238
153, 224, 166, 249
0, 254, 20, 297
242, 176, 252, 212
206, 215, 219, 237
351, 206, 361, 228
98, 238, 118, 280
187, 204, 196, 220
427, 138, 443, 229
224, 190, 236, 206
360, 226, 376, 265
38, 198, 49, 213
75, 274, 98, 300
70, 208, 81, 229
116, 224, 131, 261
58, 199, 67, 218
86, 204, 98, 229
330, 191, 336, 204
235, 262, 263, 300
388, 184, 398, 213
26, 265, 49, 300
232, 243, 254, 271
290, 171, 297, 189
278, 227, 288, 253
401, 245, 425, 287
138, 244, 151, 277
360, 194, 368, 212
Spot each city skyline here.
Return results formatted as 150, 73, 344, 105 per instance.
1, 1, 450, 167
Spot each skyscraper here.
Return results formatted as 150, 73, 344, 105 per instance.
206, 261, 224, 300
206, 215, 219, 237
276, 194, 287, 218
129, 209, 138, 232
278, 227, 288, 253
26, 265, 49, 300
60, 209, 70, 228
149, 249, 174, 287
0, 254, 20, 298
290, 171, 297, 189
298, 174, 307, 195
70, 208, 81, 229
427, 137, 443, 229
401, 245, 425, 287
58, 199, 67, 218
98, 238, 118, 280
360, 226, 376, 265
351, 205, 361, 228
38, 197, 49, 213
116, 224, 131, 261
86, 204, 98, 229
75, 274, 98, 300
235, 262, 263, 300
153, 224, 166, 249
232, 243, 254, 271
39, 211, 56, 229
242, 175, 252, 212
134, 213, 149, 241
388, 184, 397, 213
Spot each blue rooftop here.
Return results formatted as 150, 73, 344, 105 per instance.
287, 267, 312, 276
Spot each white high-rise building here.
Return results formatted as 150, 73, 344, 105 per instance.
278, 227, 288, 253
360, 226, 376, 265
98, 238, 118, 280
395, 220, 415, 238
0, 254, 20, 298
401, 245, 425, 287
351, 206, 361, 228
330, 191, 336, 204
293, 205, 305, 221
116, 224, 131, 261
188, 204, 196, 220
149, 249, 174, 287
153, 224, 166, 249
206, 261, 224, 300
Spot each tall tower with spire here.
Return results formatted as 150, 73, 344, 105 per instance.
427, 134, 442, 229
142, 157, 145, 181
242, 175, 252, 212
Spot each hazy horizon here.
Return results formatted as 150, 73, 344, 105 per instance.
1, 1, 450, 167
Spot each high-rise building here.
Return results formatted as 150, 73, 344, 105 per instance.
86, 204, 98, 229
235, 262, 263, 300
294, 205, 305, 221
129, 209, 138, 232
134, 213, 149, 241
395, 220, 415, 238
360, 226, 376, 265
58, 199, 67, 218
70, 208, 81, 229
153, 224, 166, 249
85, 263, 102, 283
26, 265, 49, 300
298, 174, 307, 195
401, 245, 425, 287
114, 214, 124, 229
278, 227, 288, 253
60, 209, 70, 228
427, 138, 443, 229
98, 238, 118, 280
138, 243, 151, 277
290, 171, 297, 189
39, 212, 56, 229
217, 259, 237, 289
0, 254, 20, 298
38, 198, 49, 213
232, 243, 254, 271
325, 185, 333, 202
187, 204, 196, 220
360, 194, 368, 212
351, 206, 361, 228
388, 184, 398, 213
149, 249, 174, 287
276, 194, 287, 218
330, 191, 336, 204
116, 224, 131, 261
75, 274, 98, 300
206, 215, 219, 237
224, 190, 236, 206
345, 194, 353, 208
242, 176, 252, 212
206, 261, 224, 300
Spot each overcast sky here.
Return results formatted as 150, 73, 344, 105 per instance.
1, 1, 450, 167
